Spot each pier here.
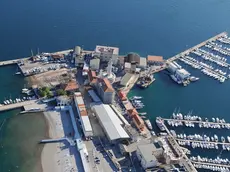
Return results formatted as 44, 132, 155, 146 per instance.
176, 138, 230, 146
161, 118, 230, 126
0, 100, 39, 112
148, 32, 227, 74
167, 32, 227, 63
192, 161, 230, 169
161, 122, 197, 172
40, 137, 75, 146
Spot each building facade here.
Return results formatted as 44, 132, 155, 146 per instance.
94, 45, 119, 64
95, 78, 115, 104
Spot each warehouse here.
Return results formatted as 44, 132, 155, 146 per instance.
120, 73, 135, 87
92, 103, 130, 142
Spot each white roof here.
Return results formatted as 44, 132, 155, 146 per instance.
74, 93, 85, 105
95, 45, 119, 55
137, 144, 157, 162
125, 62, 131, 68
88, 90, 101, 102
139, 57, 147, 67
92, 103, 130, 141
81, 116, 93, 132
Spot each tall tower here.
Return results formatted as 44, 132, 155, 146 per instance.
107, 60, 112, 76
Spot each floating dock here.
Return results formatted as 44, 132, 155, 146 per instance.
161, 118, 230, 127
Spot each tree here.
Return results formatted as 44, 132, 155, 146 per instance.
46, 91, 53, 98
56, 89, 67, 96
38, 88, 46, 97
42, 87, 50, 93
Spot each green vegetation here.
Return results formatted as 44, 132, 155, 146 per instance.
38, 87, 53, 98
56, 89, 67, 96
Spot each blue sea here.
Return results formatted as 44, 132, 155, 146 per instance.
1, 0, 230, 171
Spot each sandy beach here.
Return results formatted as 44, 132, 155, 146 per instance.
41, 110, 78, 172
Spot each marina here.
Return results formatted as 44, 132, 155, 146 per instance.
156, 111, 230, 171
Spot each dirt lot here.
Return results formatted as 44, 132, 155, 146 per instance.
28, 68, 71, 87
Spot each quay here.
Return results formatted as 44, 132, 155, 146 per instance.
161, 118, 230, 126
40, 137, 75, 146
176, 138, 230, 146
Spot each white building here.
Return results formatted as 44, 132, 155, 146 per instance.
74, 92, 93, 138
138, 57, 147, 69
136, 144, 158, 170
90, 58, 100, 70
95, 78, 115, 104
94, 45, 119, 64
91, 103, 130, 142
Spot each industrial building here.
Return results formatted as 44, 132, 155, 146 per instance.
95, 78, 115, 104
94, 45, 119, 64
120, 73, 135, 87
91, 103, 130, 142
74, 92, 93, 138
136, 144, 159, 170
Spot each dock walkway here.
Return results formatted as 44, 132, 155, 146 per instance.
192, 161, 230, 168
161, 118, 230, 126
176, 138, 230, 146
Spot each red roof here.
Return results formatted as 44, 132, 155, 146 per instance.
132, 114, 144, 126
147, 55, 163, 62
128, 108, 138, 117
80, 110, 88, 116
64, 80, 79, 91
88, 70, 97, 83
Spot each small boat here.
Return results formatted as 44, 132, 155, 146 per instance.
22, 88, 29, 93
15, 72, 21, 75
221, 136, 225, 143
145, 119, 153, 130
130, 96, 142, 100
190, 76, 199, 82
151, 131, 156, 136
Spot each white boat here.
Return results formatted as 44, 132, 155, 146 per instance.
190, 76, 199, 82
145, 119, 153, 130
22, 88, 29, 93
156, 117, 165, 131
15, 72, 21, 75
130, 96, 142, 100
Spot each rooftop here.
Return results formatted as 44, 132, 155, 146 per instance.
147, 55, 164, 62
92, 103, 129, 141
120, 73, 134, 86
99, 78, 114, 92
137, 144, 158, 162
95, 45, 119, 55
